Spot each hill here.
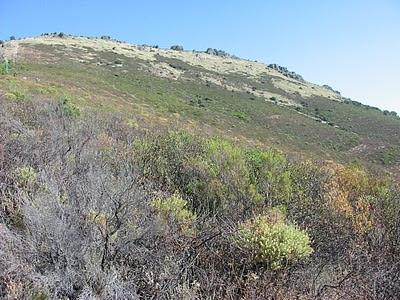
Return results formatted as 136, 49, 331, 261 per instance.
1, 34, 399, 176
0, 34, 400, 299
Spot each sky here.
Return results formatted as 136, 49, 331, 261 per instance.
1, 0, 399, 113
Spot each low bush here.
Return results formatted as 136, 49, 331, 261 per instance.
235, 208, 313, 270
14, 166, 37, 187
152, 193, 196, 233
0, 59, 10, 75
59, 96, 80, 118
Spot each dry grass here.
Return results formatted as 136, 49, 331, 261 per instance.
3, 36, 342, 102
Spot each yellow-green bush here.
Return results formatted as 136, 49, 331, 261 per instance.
134, 131, 199, 186
5, 90, 25, 102
87, 209, 109, 228
193, 138, 263, 207
152, 193, 196, 233
235, 209, 313, 270
15, 166, 37, 187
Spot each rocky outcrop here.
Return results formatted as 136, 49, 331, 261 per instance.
170, 45, 184, 51
205, 48, 230, 57
204, 48, 240, 59
322, 84, 341, 95
268, 64, 304, 82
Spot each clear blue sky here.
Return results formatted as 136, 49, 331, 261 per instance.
1, 0, 399, 112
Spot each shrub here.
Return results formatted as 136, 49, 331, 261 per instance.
244, 148, 293, 206
87, 209, 109, 228
59, 97, 80, 118
152, 193, 195, 233
0, 59, 10, 75
134, 131, 200, 187
235, 208, 313, 270
5, 90, 25, 101
15, 166, 37, 187
32, 289, 47, 300
232, 111, 248, 121
193, 138, 263, 211
325, 163, 376, 234
10, 36, 16, 40
135, 132, 295, 215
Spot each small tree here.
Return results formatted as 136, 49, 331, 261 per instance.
9, 36, 16, 40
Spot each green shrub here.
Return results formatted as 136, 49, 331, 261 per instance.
232, 111, 248, 121
244, 148, 293, 206
205, 138, 262, 198
235, 208, 313, 270
0, 59, 10, 75
15, 166, 37, 187
39, 85, 58, 95
5, 90, 25, 101
135, 132, 297, 215
60, 97, 80, 118
134, 131, 199, 186
152, 193, 196, 233
32, 289, 47, 300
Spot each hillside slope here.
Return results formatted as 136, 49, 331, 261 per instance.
1, 34, 400, 299
1, 34, 399, 174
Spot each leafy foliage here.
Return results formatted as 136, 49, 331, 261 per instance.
59, 96, 80, 118
152, 193, 196, 233
0, 59, 10, 75
236, 208, 313, 270
14, 166, 37, 187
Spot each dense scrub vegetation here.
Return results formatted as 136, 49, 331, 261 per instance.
0, 96, 400, 299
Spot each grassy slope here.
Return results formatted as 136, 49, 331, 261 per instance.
1, 36, 399, 174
